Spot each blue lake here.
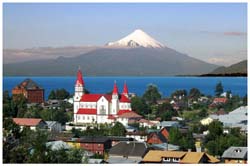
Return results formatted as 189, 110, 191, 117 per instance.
3, 76, 247, 100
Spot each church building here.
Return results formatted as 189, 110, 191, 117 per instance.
73, 69, 140, 125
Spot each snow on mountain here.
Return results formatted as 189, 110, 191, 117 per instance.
106, 29, 165, 48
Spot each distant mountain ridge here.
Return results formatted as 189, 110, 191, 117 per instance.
4, 29, 219, 76
209, 60, 247, 75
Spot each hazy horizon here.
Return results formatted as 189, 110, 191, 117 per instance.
3, 3, 247, 66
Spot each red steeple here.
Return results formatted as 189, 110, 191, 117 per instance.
122, 81, 129, 96
75, 67, 84, 86
112, 81, 118, 95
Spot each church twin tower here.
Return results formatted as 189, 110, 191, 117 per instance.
73, 69, 132, 124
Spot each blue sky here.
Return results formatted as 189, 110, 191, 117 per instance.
3, 3, 247, 65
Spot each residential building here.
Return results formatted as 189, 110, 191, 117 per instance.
142, 150, 220, 164
66, 137, 112, 155
107, 141, 148, 163
126, 131, 148, 142
108, 136, 134, 146
46, 121, 62, 133
12, 78, 44, 103
13, 118, 47, 130
210, 106, 247, 133
222, 146, 247, 164
147, 127, 169, 144
73, 69, 141, 125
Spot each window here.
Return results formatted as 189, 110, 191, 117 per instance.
83, 116, 85, 120
77, 116, 80, 120
163, 157, 170, 162
100, 105, 106, 114
173, 158, 180, 162
98, 144, 101, 147
87, 116, 89, 120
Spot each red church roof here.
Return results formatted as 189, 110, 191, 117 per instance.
120, 94, 130, 103
75, 69, 84, 86
112, 81, 118, 95
122, 82, 129, 95
117, 109, 131, 115
81, 94, 102, 102
77, 108, 97, 114
108, 115, 116, 120
80, 94, 112, 102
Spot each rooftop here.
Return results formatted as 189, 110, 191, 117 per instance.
13, 118, 44, 126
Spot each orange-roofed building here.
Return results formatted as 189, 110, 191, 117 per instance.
142, 150, 220, 164
13, 118, 47, 130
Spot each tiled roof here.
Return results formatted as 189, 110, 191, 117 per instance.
80, 94, 112, 102
120, 94, 130, 103
213, 98, 228, 103
13, 118, 43, 126
80, 94, 102, 102
77, 108, 97, 114
117, 110, 131, 115
14, 78, 43, 90
222, 146, 247, 159
142, 150, 186, 162
180, 152, 220, 164
109, 141, 148, 157
118, 111, 142, 118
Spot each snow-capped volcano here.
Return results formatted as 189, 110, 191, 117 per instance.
106, 29, 165, 48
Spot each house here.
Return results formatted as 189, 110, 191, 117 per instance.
46, 140, 71, 151
142, 150, 220, 164
107, 141, 148, 163
12, 78, 44, 103
126, 131, 148, 142
210, 97, 228, 107
46, 121, 62, 133
138, 119, 158, 128
108, 136, 134, 146
142, 150, 186, 163
222, 146, 247, 164
13, 118, 47, 130
179, 152, 220, 164
210, 106, 247, 133
200, 117, 213, 126
73, 68, 142, 126
67, 137, 112, 155
157, 121, 180, 129
147, 127, 169, 144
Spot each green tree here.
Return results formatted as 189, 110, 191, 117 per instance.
131, 96, 149, 115
142, 84, 161, 105
110, 122, 126, 136
243, 94, 247, 106
215, 81, 224, 97
189, 88, 201, 100
198, 108, 208, 118
206, 121, 223, 142
48, 90, 56, 99
168, 127, 182, 145
3, 118, 21, 138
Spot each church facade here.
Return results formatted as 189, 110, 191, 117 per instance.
73, 69, 138, 125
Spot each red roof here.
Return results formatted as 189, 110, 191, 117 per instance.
122, 82, 129, 95
77, 108, 97, 114
117, 109, 131, 115
118, 111, 142, 118
108, 115, 116, 120
112, 81, 118, 95
13, 118, 43, 126
80, 94, 102, 102
75, 69, 84, 86
80, 94, 112, 102
120, 94, 130, 103
213, 98, 228, 103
